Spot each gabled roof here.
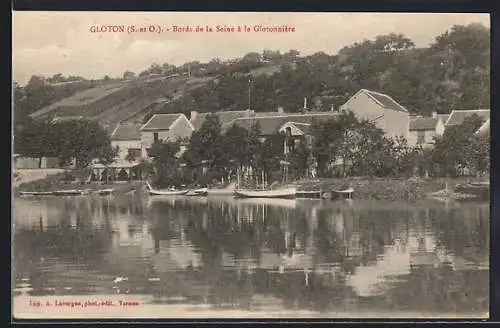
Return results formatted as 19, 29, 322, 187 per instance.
354, 89, 409, 113
141, 113, 184, 131
409, 117, 439, 131
222, 112, 339, 135
445, 109, 490, 126
191, 110, 252, 131
111, 123, 142, 140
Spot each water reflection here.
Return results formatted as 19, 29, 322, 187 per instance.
13, 195, 489, 315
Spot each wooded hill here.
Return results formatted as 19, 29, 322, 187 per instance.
14, 23, 490, 131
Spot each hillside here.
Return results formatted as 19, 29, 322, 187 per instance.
16, 23, 490, 133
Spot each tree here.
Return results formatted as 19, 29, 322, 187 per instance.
432, 114, 485, 177
123, 71, 135, 80
148, 140, 182, 187
125, 149, 137, 162
97, 144, 119, 184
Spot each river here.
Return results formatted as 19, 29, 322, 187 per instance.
12, 194, 489, 319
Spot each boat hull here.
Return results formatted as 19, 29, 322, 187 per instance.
53, 190, 85, 196
234, 188, 296, 199
97, 189, 115, 196
296, 191, 322, 199
19, 191, 54, 196
149, 190, 189, 196
187, 188, 208, 197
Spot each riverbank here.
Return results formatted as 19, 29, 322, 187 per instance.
285, 177, 487, 202
14, 171, 145, 195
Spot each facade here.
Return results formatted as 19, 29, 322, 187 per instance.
140, 113, 195, 157
408, 112, 445, 148
339, 89, 410, 139
110, 123, 142, 161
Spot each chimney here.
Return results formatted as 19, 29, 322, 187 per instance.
190, 111, 198, 121
277, 106, 284, 113
431, 111, 438, 118
303, 97, 308, 110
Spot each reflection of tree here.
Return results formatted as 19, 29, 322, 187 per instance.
430, 205, 489, 264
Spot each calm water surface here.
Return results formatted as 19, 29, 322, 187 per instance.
13, 194, 489, 318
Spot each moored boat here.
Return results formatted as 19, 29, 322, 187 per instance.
146, 182, 189, 196
321, 187, 354, 200
296, 190, 322, 199
454, 182, 489, 200
186, 187, 208, 197
97, 188, 115, 196
234, 187, 297, 199
53, 189, 86, 196
19, 191, 54, 196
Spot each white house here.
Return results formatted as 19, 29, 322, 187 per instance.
110, 123, 142, 161
140, 113, 195, 157
408, 112, 446, 148
339, 89, 410, 139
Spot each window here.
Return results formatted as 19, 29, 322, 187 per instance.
153, 132, 159, 143
417, 131, 425, 144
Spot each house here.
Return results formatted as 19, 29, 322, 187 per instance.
339, 89, 410, 139
110, 123, 142, 161
189, 110, 253, 131
140, 113, 194, 157
222, 112, 339, 154
408, 112, 446, 148
443, 109, 490, 128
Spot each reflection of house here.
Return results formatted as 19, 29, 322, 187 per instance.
408, 112, 445, 148
140, 113, 195, 157
339, 89, 410, 139
110, 123, 142, 161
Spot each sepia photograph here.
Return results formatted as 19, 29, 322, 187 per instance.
12, 12, 490, 319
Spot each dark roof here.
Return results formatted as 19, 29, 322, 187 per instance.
409, 117, 438, 131
222, 112, 339, 135
191, 111, 251, 131
111, 123, 142, 140
445, 109, 490, 126
141, 113, 183, 130
361, 89, 408, 113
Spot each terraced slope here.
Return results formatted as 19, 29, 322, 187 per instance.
29, 75, 218, 130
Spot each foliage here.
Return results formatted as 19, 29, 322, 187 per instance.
15, 118, 117, 169
147, 140, 183, 188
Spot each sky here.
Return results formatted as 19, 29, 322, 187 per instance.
12, 12, 490, 85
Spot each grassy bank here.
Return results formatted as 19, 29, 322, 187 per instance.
15, 171, 145, 195
286, 177, 486, 202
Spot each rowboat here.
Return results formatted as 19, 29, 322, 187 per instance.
19, 191, 54, 196
321, 187, 354, 200
296, 190, 322, 199
97, 188, 115, 196
234, 187, 297, 199
454, 182, 489, 200
146, 182, 189, 196
53, 189, 86, 196
186, 187, 208, 197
